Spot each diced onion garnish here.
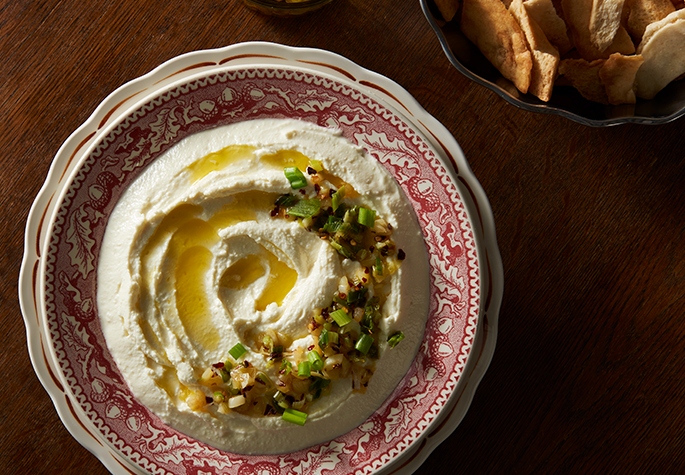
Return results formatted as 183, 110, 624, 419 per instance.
229, 395, 246, 408
186, 390, 207, 411
229, 342, 247, 360
284, 166, 307, 189
282, 408, 308, 426
213, 391, 226, 404
329, 308, 352, 327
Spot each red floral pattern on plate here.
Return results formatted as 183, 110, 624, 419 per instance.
43, 66, 480, 475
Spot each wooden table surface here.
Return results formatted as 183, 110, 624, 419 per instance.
3, 0, 685, 473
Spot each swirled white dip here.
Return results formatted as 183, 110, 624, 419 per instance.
97, 119, 429, 454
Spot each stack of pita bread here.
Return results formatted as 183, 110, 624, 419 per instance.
434, 0, 685, 104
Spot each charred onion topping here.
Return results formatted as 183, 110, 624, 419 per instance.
272, 165, 405, 280
187, 163, 408, 424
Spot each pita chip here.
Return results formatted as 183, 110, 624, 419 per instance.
623, 0, 675, 42
523, 0, 574, 55
461, 0, 533, 93
559, 58, 610, 104
589, 0, 627, 51
434, 0, 461, 22
635, 9, 685, 99
598, 53, 644, 104
561, 0, 636, 59
510, 0, 560, 101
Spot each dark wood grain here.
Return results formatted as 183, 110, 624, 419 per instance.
3, 0, 685, 473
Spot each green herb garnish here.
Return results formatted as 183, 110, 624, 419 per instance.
229, 342, 247, 360
331, 185, 345, 211
307, 350, 324, 372
358, 207, 376, 227
387, 331, 405, 348
329, 308, 352, 327
298, 360, 311, 377
355, 333, 374, 355
284, 166, 307, 189
287, 198, 321, 218
282, 408, 308, 426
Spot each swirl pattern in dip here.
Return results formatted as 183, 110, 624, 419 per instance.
97, 119, 430, 454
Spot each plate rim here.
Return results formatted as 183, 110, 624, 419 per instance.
19, 41, 503, 475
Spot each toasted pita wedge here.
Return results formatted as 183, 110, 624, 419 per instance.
589, 0, 626, 51
510, 0, 561, 101
636, 9, 685, 98
561, 0, 636, 59
524, 0, 574, 55
551, 0, 566, 19
461, 0, 533, 93
559, 58, 610, 103
598, 53, 644, 104
435, 0, 461, 21
623, 0, 675, 42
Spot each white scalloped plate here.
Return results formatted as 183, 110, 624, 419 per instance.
19, 42, 502, 475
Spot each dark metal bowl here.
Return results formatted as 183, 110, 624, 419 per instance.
420, 0, 685, 126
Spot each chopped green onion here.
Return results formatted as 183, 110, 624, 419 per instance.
361, 311, 374, 334
287, 198, 321, 218
323, 215, 343, 234
334, 202, 348, 218
284, 167, 307, 189
307, 350, 324, 371
229, 343, 247, 360
388, 331, 405, 348
263, 334, 274, 352
220, 368, 230, 383
329, 240, 355, 259
282, 408, 308, 426
309, 159, 324, 172
280, 359, 292, 375
347, 287, 368, 304
319, 328, 329, 348
275, 193, 299, 207
355, 333, 374, 354
328, 331, 339, 345
330, 308, 352, 327
375, 256, 383, 276
298, 360, 311, 377
358, 207, 376, 227
273, 392, 288, 411
256, 372, 271, 386
309, 377, 330, 399
331, 186, 346, 211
